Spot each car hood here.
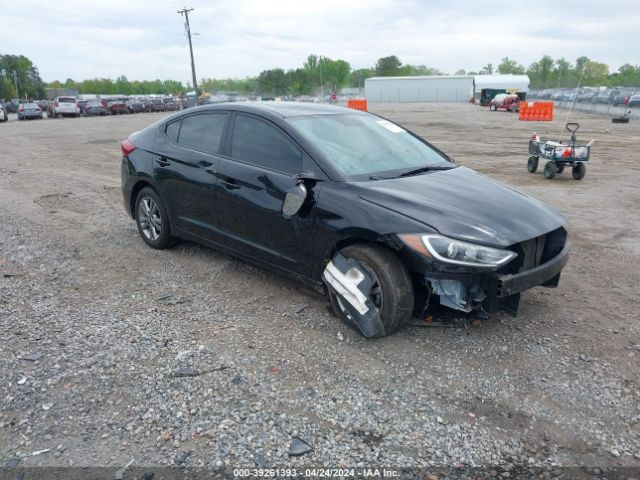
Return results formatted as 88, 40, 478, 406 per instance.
356, 167, 565, 247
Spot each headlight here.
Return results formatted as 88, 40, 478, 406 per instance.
399, 234, 517, 268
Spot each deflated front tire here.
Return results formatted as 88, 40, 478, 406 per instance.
326, 244, 414, 337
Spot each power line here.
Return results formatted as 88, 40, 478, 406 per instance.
177, 7, 198, 95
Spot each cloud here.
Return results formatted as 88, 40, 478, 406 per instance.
1, 0, 637, 82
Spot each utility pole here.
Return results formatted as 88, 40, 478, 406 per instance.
13, 71, 19, 100
177, 7, 198, 96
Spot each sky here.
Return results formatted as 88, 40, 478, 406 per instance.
2, 0, 638, 83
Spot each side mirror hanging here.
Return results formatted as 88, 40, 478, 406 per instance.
282, 181, 307, 218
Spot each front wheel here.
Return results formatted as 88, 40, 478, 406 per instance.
135, 187, 175, 249
327, 244, 414, 337
544, 161, 558, 179
489, 104, 497, 111
527, 156, 539, 173
572, 162, 586, 180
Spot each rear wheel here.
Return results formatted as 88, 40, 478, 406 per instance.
572, 162, 586, 180
544, 161, 558, 179
135, 187, 175, 249
328, 244, 414, 337
527, 156, 539, 173
556, 164, 565, 174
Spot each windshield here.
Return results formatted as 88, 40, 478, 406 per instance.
286, 113, 452, 180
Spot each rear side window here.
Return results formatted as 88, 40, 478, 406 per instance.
230, 115, 302, 174
165, 120, 181, 143
176, 113, 227, 154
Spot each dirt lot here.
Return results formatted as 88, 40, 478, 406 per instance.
1, 104, 639, 477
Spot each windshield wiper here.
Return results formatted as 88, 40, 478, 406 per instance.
397, 165, 454, 178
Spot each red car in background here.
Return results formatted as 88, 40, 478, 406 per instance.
489, 94, 520, 112
107, 98, 129, 115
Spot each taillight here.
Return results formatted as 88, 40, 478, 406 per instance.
35, 107, 40, 111
121, 139, 136, 156
54, 101, 59, 107
19, 106, 24, 112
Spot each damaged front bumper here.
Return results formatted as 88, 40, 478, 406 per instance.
425, 240, 571, 315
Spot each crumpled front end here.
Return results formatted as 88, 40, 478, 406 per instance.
420, 226, 570, 316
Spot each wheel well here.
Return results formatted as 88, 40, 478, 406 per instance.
129, 180, 154, 217
323, 236, 404, 271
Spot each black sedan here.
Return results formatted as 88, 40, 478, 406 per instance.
121, 103, 570, 337
84, 99, 108, 116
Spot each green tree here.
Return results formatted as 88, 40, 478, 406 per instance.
497, 57, 524, 74
480, 63, 493, 74
349, 68, 374, 88
0, 54, 46, 99
582, 61, 609, 86
375, 55, 402, 76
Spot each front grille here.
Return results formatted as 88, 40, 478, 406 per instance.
500, 227, 567, 275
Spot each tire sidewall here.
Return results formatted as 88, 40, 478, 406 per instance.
135, 187, 173, 249
328, 244, 413, 336
572, 162, 586, 180
544, 162, 557, 179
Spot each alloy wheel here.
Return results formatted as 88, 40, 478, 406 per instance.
138, 197, 162, 241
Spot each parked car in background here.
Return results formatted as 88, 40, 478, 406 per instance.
628, 94, 640, 108
592, 90, 611, 104
4, 101, 19, 113
489, 94, 520, 112
0, 103, 8, 122
77, 100, 89, 115
108, 99, 128, 115
49, 96, 79, 118
577, 90, 597, 103
84, 99, 109, 116
120, 102, 570, 338
146, 99, 165, 112
17, 102, 44, 120
163, 99, 177, 111
126, 99, 146, 113
36, 99, 49, 111
611, 90, 632, 106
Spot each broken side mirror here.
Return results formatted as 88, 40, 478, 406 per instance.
282, 182, 307, 218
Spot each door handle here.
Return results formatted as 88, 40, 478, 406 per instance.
156, 157, 171, 167
220, 177, 241, 190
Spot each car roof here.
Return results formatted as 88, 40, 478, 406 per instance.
188, 101, 364, 118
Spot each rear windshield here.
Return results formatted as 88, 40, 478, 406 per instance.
59, 97, 76, 103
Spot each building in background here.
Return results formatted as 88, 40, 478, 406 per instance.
45, 88, 79, 100
365, 74, 530, 103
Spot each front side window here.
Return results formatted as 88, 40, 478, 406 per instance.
230, 115, 302, 175
286, 113, 452, 180
175, 113, 227, 154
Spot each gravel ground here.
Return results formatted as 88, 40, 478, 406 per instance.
0, 105, 639, 478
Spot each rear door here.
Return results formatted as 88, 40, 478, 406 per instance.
214, 113, 319, 275
154, 112, 229, 242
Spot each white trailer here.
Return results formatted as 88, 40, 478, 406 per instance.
365, 75, 474, 103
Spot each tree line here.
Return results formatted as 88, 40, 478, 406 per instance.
2, 52, 639, 101
0, 54, 46, 100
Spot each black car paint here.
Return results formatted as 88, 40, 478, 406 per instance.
122, 102, 568, 316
